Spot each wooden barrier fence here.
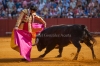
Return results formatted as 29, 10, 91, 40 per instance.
0, 18, 100, 37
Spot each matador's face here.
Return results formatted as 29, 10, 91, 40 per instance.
30, 10, 35, 14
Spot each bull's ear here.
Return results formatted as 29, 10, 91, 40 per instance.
81, 25, 86, 29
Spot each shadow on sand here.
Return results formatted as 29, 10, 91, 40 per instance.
0, 58, 61, 63
0, 57, 100, 63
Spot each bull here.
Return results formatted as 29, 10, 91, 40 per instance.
36, 24, 96, 60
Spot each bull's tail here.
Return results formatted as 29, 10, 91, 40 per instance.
81, 25, 97, 45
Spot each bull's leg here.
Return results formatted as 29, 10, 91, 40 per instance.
84, 40, 96, 59
72, 40, 81, 60
32, 38, 39, 46
56, 47, 63, 58
39, 43, 56, 58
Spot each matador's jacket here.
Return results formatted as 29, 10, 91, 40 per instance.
15, 9, 45, 33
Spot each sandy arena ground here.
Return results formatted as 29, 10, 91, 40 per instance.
0, 37, 100, 66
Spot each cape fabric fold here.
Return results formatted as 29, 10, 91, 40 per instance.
11, 30, 20, 52
32, 23, 43, 34
11, 30, 32, 61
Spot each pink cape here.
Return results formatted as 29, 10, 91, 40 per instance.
32, 23, 43, 34
32, 23, 43, 29
14, 30, 32, 61
11, 23, 43, 61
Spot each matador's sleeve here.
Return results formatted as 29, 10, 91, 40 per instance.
28, 16, 32, 32
15, 12, 24, 27
15, 9, 27, 27
32, 13, 46, 25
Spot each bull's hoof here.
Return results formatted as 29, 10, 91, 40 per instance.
72, 57, 77, 60
93, 56, 96, 60
38, 55, 45, 58
55, 55, 62, 58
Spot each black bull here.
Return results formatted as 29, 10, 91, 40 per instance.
36, 24, 96, 60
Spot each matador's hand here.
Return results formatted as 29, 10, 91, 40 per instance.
44, 23, 46, 28
14, 27, 18, 30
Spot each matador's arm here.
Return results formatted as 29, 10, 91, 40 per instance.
32, 13, 46, 27
15, 12, 24, 27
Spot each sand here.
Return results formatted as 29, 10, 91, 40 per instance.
0, 37, 100, 66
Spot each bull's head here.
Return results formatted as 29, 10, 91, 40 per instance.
36, 38, 46, 51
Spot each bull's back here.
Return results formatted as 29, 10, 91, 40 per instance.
38, 25, 71, 45
41, 25, 67, 34
37, 24, 86, 48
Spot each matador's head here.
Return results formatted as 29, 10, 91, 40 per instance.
30, 5, 37, 13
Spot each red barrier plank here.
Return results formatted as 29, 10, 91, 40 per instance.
74, 18, 91, 31
44, 18, 58, 27
90, 18, 100, 32
0, 19, 8, 36
8, 19, 17, 32
57, 18, 74, 25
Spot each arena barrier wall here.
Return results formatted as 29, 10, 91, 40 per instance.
0, 18, 100, 37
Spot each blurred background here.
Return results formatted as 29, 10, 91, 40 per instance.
0, 0, 100, 19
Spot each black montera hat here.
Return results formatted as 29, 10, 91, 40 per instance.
30, 5, 37, 12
